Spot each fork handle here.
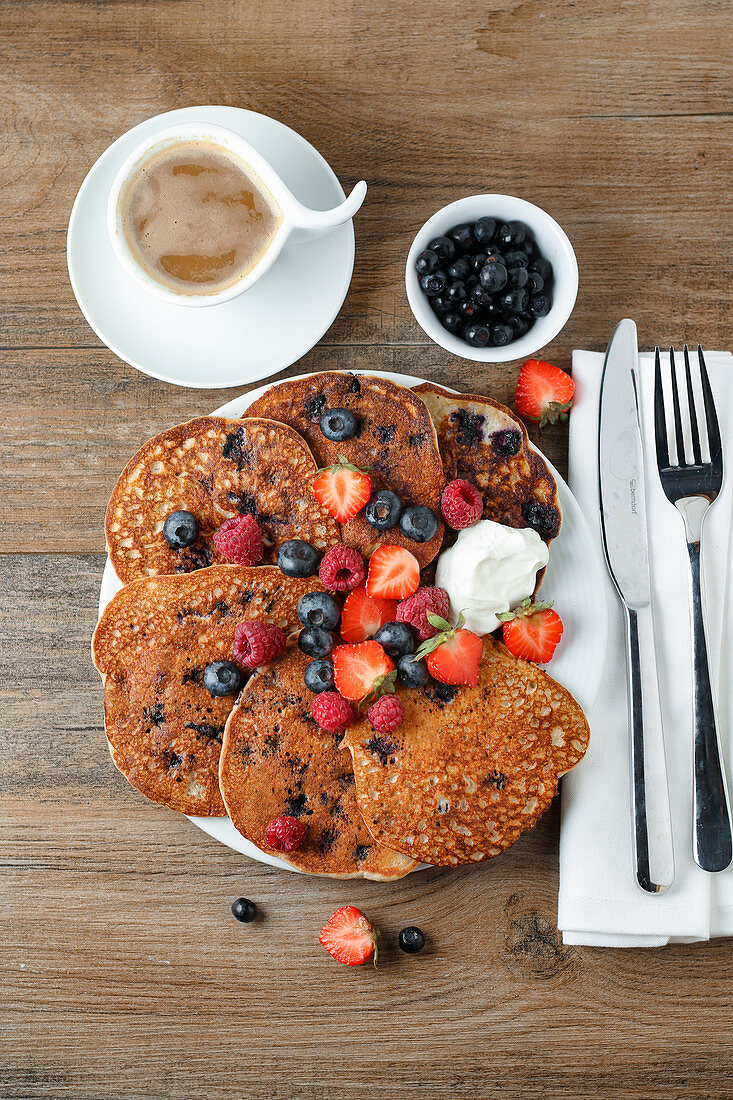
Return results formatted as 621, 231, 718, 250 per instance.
686, 539, 733, 872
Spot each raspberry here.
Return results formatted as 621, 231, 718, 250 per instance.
318, 545, 366, 592
213, 514, 263, 566
441, 479, 483, 530
367, 693, 404, 734
396, 586, 451, 641
265, 816, 305, 852
232, 621, 286, 670
311, 691, 354, 731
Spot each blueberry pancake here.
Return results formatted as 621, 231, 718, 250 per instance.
414, 381, 561, 543
105, 416, 340, 585
219, 649, 417, 879
245, 372, 446, 567
92, 566, 322, 815
342, 638, 589, 867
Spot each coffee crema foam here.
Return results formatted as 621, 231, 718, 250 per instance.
119, 140, 282, 293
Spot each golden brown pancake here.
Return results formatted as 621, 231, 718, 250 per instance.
342, 638, 589, 867
414, 381, 561, 543
106, 416, 340, 584
245, 372, 446, 567
219, 649, 417, 879
92, 566, 322, 815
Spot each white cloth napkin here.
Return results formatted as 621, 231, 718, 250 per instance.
558, 348, 733, 946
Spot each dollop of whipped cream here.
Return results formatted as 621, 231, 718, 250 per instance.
435, 519, 549, 635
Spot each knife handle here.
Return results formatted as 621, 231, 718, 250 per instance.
623, 603, 675, 893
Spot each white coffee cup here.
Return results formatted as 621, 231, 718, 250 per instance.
107, 121, 367, 307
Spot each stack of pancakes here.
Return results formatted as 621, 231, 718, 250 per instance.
93, 372, 588, 879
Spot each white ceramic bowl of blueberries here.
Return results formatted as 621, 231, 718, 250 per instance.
405, 194, 578, 363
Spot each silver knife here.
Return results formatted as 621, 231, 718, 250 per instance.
598, 319, 675, 893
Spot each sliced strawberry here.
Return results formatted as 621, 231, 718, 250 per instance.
515, 359, 575, 428
319, 905, 378, 966
499, 599, 563, 663
415, 612, 483, 687
366, 545, 420, 601
332, 640, 394, 702
340, 584, 398, 644
312, 455, 372, 523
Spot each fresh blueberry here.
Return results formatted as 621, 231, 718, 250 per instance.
304, 658, 335, 694
503, 249, 529, 269
375, 621, 416, 659
320, 407, 358, 442
465, 273, 480, 292
521, 236, 536, 259
458, 297, 478, 318
512, 315, 532, 338
445, 280, 467, 303
428, 236, 456, 262
365, 489, 403, 531
522, 500, 561, 539
277, 539, 322, 578
398, 926, 426, 953
447, 256, 471, 280
163, 510, 199, 550
298, 592, 341, 631
527, 269, 545, 294
479, 262, 508, 292
529, 257, 553, 282
491, 428, 522, 456
203, 660, 242, 697
397, 654, 430, 688
430, 293, 451, 315
470, 251, 489, 273
448, 223, 476, 252
474, 216, 498, 245
497, 221, 527, 249
464, 323, 491, 348
231, 897, 258, 923
507, 266, 529, 288
399, 505, 439, 543
470, 284, 494, 309
298, 626, 337, 658
419, 270, 447, 297
415, 249, 439, 276
490, 322, 514, 346
530, 293, 552, 317
499, 287, 529, 314
442, 311, 463, 334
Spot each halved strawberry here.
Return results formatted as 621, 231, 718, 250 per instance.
499, 598, 563, 663
415, 613, 483, 687
515, 359, 575, 428
312, 455, 372, 523
332, 640, 394, 702
319, 905, 378, 966
340, 584, 398, 644
366, 545, 420, 601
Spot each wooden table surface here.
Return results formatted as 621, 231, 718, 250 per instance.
2, 2, 732, 1097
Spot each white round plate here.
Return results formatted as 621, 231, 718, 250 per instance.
67, 106, 356, 389
98, 370, 608, 869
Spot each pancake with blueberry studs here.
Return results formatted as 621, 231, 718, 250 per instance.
92, 566, 322, 816
413, 381, 561, 544
342, 637, 589, 867
219, 649, 417, 879
245, 372, 446, 568
105, 416, 340, 585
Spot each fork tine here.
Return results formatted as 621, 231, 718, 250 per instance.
653, 347, 670, 469
698, 345, 723, 474
669, 346, 687, 466
683, 345, 703, 465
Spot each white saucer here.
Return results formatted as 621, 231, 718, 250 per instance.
67, 106, 356, 389
98, 370, 609, 872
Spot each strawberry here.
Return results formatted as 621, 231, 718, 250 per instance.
414, 612, 483, 687
499, 598, 564, 663
312, 455, 372, 523
340, 584, 398, 644
366, 545, 420, 601
319, 905, 378, 966
332, 640, 395, 702
515, 359, 575, 428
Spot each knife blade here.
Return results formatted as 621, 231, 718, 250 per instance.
599, 318, 675, 893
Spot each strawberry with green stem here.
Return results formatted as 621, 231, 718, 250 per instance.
413, 612, 483, 687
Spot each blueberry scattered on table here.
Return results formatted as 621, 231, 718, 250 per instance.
415, 217, 553, 349
398, 926, 426, 953
231, 898, 258, 923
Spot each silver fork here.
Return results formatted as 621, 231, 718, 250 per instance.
653, 344, 732, 872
